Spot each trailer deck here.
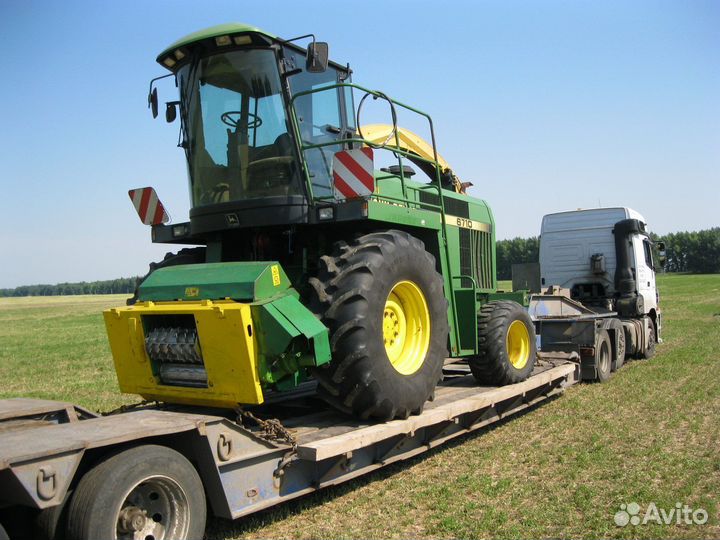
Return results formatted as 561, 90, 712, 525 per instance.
0, 358, 579, 537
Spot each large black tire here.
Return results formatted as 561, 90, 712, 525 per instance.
127, 247, 206, 305
601, 318, 626, 371
639, 319, 656, 359
309, 230, 449, 421
469, 301, 536, 385
594, 329, 613, 383
65, 445, 206, 540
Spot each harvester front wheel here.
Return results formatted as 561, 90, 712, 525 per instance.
310, 230, 449, 421
469, 301, 536, 385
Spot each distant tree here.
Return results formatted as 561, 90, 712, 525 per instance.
492, 227, 719, 281
496, 236, 539, 280
0, 277, 140, 297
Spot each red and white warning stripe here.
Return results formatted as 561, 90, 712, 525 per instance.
128, 187, 169, 225
332, 148, 375, 199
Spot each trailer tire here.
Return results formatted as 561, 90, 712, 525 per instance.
309, 230, 448, 420
127, 247, 206, 305
65, 445, 206, 540
639, 319, 656, 359
594, 329, 613, 382
600, 319, 626, 371
469, 301, 536, 385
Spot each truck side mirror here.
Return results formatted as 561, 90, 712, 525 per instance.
306, 41, 329, 73
655, 241, 667, 268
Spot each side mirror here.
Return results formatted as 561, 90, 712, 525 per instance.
149, 87, 158, 119
306, 41, 329, 73
656, 241, 667, 268
165, 101, 178, 123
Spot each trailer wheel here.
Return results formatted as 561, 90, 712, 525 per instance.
639, 319, 656, 359
0, 522, 8, 540
594, 329, 613, 382
309, 230, 449, 420
127, 247, 206, 305
469, 301, 536, 385
600, 319, 626, 371
65, 445, 206, 540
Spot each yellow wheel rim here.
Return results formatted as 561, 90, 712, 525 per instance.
506, 320, 530, 369
383, 281, 431, 375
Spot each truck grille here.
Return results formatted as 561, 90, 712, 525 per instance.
143, 315, 208, 387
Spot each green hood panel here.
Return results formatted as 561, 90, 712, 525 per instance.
137, 261, 291, 302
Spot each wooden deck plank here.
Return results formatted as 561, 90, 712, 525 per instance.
296, 363, 575, 460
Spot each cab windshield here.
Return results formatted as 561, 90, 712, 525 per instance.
179, 49, 302, 206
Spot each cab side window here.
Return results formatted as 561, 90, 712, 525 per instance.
643, 239, 653, 267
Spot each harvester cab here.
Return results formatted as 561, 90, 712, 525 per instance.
106, 23, 537, 421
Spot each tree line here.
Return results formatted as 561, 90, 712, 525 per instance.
0, 277, 139, 297
496, 227, 719, 280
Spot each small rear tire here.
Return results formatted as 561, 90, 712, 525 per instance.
594, 329, 612, 382
65, 445, 206, 540
469, 301, 536, 385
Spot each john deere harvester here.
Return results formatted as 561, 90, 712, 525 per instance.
104, 23, 537, 420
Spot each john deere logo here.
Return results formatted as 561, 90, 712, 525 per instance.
185, 287, 200, 297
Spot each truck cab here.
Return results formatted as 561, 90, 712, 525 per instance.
539, 207, 662, 339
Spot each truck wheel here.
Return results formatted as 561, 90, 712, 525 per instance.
601, 319, 626, 371
594, 329, 612, 382
65, 445, 206, 540
639, 319, 656, 359
309, 230, 449, 420
127, 247, 206, 305
469, 301, 536, 385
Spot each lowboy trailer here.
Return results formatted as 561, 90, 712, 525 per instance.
0, 359, 578, 539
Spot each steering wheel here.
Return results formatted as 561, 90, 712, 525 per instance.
220, 111, 263, 130
247, 156, 294, 172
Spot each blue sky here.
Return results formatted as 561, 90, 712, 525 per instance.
0, 0, 718, 288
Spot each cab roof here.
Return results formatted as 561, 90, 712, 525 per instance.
157, 23, 276, 62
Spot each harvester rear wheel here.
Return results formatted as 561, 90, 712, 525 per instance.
127, 247, 206, 305
309, 230, 449, 421
469, 301, 536, 385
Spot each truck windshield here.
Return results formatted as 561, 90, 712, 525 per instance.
178, 49, 303, 206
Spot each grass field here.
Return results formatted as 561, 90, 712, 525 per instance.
1, 274, 718, 538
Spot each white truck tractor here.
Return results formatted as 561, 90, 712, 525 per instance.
519, 207, 665, 382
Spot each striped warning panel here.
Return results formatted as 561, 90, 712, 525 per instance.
332, 148, 375, 199
128, 187, 169, 225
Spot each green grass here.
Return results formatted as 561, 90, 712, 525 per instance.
1, 274, 719, 538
